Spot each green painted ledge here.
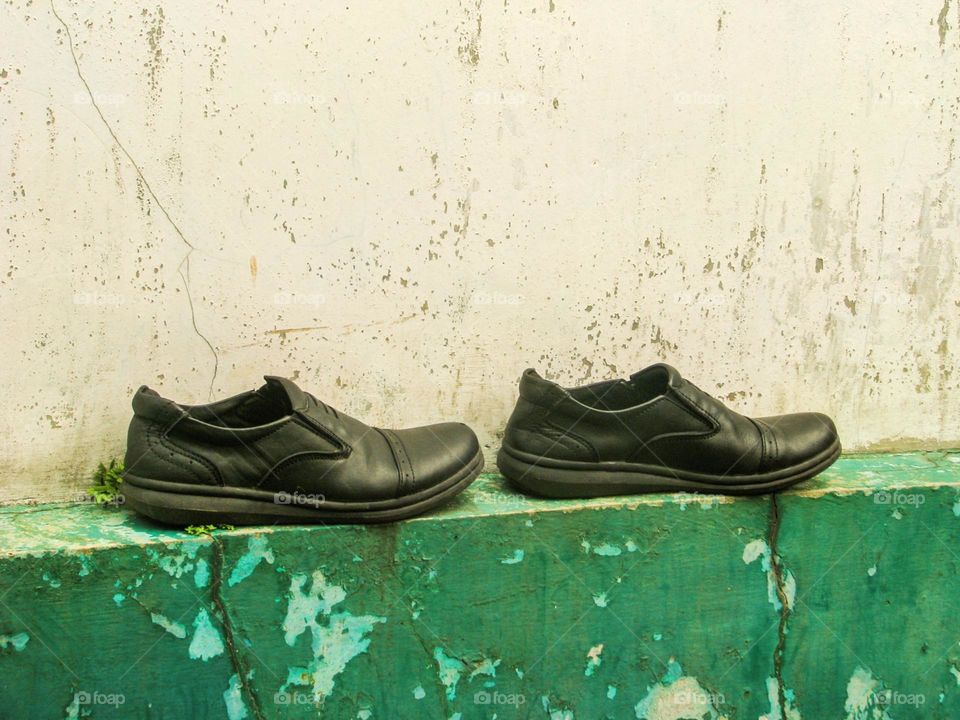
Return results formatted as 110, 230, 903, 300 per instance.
1, 451, 959, 719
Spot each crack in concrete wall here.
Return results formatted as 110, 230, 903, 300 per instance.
49, 0, 220, 399
209, 536, 265, 720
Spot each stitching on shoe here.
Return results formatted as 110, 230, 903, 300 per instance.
146, 428, 221, 485
143, 431, 202, 483
378, 429, 414, 495
748, 418, 768, 471
157, 430, 222, 485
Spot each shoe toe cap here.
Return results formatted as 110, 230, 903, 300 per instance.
762, 412, 839, 469
391, 422, 481, 494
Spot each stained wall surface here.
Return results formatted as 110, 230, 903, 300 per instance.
2, 0, 958, 501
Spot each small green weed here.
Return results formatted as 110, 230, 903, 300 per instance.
87, 458, 124, 506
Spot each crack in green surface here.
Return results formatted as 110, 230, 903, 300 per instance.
768, 495, 791, 720
209, 537, 265, 720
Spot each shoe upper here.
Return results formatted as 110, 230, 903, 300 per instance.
502, 363, 839, 478
124, 376, 480, 502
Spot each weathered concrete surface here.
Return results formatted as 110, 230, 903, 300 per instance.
2, 1, 959, 502
0, 451, 958, 718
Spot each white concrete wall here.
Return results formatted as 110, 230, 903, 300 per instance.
2, 0, 958, 502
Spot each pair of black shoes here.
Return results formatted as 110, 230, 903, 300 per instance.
123, 364, 841, 526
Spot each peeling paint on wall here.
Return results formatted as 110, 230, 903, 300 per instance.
280, 571, 385, 700
634, 659, 724, 720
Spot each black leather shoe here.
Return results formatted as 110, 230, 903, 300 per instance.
123, 376, 483, 525
497, 363, 840, 497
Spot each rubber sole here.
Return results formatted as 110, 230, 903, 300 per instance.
497, 441, 841, 498
123, 448, 484, 526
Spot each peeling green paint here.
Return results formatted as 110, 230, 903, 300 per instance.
434, 647, 466, 700
194, 558, 210, 588
222, 673, 249, 720
843, 667, 892, 720
0, 632, 29, 652
743, 538, 796, 611
592, 543, 622, 557
150, 612, 187, 639
228, 536, 274, 586
584, 643, 603, 677
1, 452, 959, 718
500, 549, 524, 564
634, 659, 721, 720
280, 571, 385, 700
189, 608, 225, 661
761, 676, 801, 720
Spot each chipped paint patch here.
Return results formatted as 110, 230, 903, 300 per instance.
188, 608, 225, 661
541, 696, 575, 719
585, 643, 603, 676
282, 571, 346, 644
634, 659, 723, 720
148, 548, 195, 579
150, 612, 187, 639
413, 684, 426, 699
222, 673, 248, 720
281, 571, 385, 700
500, 549, 524, 564
63, 693, 80, 720
760, 676, 802, 720
469, 656, 500, 680
194, 558, 210, 588
434, 648, 466, 700
743, 539, 795, 611
593, 543, 622, 557
593, 593, 609, 608
228, 536, 275, 586
432, 648, 499, 700
0, 632, 29, 652
843, 666, 892, 720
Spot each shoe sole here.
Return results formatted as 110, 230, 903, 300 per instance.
497, 441, 841, 498
123, 448, 484, 526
